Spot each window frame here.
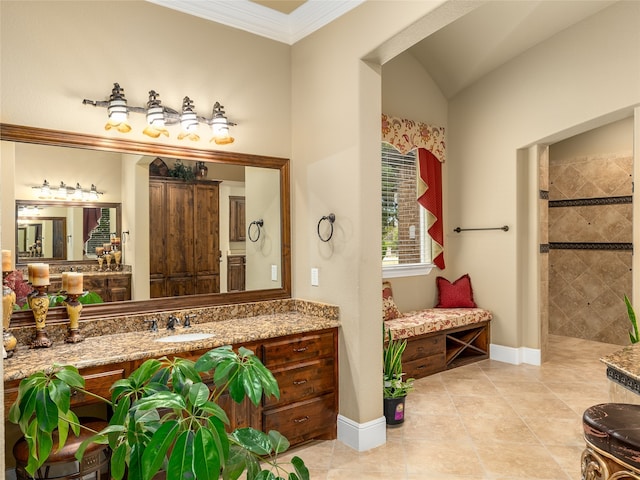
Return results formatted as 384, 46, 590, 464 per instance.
381, 143, 435, 279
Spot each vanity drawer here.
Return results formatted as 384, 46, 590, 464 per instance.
69, 364, 127, 406
262, 393, 336, 444
262, 330, 335, 368
264, 357, 335, 407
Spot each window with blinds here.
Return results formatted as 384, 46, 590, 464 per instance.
382, 143, 432, 276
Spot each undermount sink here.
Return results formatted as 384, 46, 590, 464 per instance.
155, 333, 214, 343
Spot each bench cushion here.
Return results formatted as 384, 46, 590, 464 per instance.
583, 403, 640, 470
384, 308, 493, 339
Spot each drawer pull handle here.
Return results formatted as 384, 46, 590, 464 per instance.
293, 347, 308, 352
416, 365, 426, 369
294, 416, 309, 424
293, 379, 308, 385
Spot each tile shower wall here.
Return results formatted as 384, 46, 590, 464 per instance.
548, 152, 633, 345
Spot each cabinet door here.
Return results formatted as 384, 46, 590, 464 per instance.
149, 180, 166, 278
227, 256, 245, 292
84, 276, 108, 302
229, 196, 246, 242
195, 274, 219, 295
108, 275, 131, 302
165, 183, 195, 277
194, 183, 220, 281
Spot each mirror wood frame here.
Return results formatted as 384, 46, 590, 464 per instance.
1, 123, 291, 327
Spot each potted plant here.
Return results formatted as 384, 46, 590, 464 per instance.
9, 345, 309, 480
625, 294, 639, 344
383, 327, 414, 426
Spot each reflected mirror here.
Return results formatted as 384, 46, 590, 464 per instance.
2, 123, 291, 324
16, 203, 120, 262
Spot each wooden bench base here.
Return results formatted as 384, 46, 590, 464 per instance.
402, 321, 491, 379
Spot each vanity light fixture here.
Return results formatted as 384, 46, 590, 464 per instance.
105, 83, 131, 133
143, 90, 168, 139
35, 180, 51, 199
32, 180, 103, 201
82, 83, 236, 144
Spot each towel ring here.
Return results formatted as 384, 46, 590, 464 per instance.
317, 213, 336, 242
248, 219, 264, 242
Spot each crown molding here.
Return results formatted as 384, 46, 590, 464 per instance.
146, 0, 364, 44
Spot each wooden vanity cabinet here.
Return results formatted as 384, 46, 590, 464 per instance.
4, 328, 339, 448
261, 329, 338, 444
149, 178, 221, 298
227, 255, 246, 292
48, 273, 131, 303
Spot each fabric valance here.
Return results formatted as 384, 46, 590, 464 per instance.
381, 113, 446, 162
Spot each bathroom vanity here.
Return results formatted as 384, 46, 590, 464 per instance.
3, 299, 340, 446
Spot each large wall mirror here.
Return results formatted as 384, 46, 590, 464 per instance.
1, 123, 291, 325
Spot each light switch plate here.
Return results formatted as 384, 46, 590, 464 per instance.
311, 267, 319, 286
271, 264, 278, 281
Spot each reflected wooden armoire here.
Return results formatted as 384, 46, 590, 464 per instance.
149, 175, 221, 298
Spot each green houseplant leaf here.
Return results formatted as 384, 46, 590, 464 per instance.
10, 345, 308, 479
625, 294, 639, 344
383, 327, 414, 398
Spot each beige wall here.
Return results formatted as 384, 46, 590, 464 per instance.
290, 0, 459, 427
447, 1, 640, 350
0, 1, 291, 158
381, 48, 449, 314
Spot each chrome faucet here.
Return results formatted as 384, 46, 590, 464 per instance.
145, 318, 158, 333
183, 314, 196, 328
167, 315, 181, 330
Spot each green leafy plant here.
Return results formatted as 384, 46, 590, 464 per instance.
168, 159, 196, 181
625, 294, 639, 344
17, 291, 104, 310
9, 346, 309, 480
383, 327, 414, 398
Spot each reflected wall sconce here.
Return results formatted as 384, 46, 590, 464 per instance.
83, 83, 236, 145
248, 219, 264, 243
317, 213, 336, 242
33, 180, 103, 201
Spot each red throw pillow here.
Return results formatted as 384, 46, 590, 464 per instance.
382, 281, 402, 321
436, 274, 477, 308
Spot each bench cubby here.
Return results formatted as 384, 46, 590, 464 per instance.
385, 308, 492, 379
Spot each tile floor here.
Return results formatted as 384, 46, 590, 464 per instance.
281, 335, 622, 479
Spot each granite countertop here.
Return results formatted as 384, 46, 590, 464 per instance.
4, 312, 340, 382
601, 344, 640, 382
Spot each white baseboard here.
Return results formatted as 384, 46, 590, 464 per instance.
490, 343, 541, 366
336, 414, 386, 451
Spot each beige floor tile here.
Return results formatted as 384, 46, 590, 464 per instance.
299, 335, 620, 479
404, 440, 483, 476
476, 443, 569, 479
522, 416, 583, 446
451, 394, 520, 419
461, 414, 540, 445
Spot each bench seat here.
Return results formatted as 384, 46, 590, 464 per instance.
384, 308, 492, 378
